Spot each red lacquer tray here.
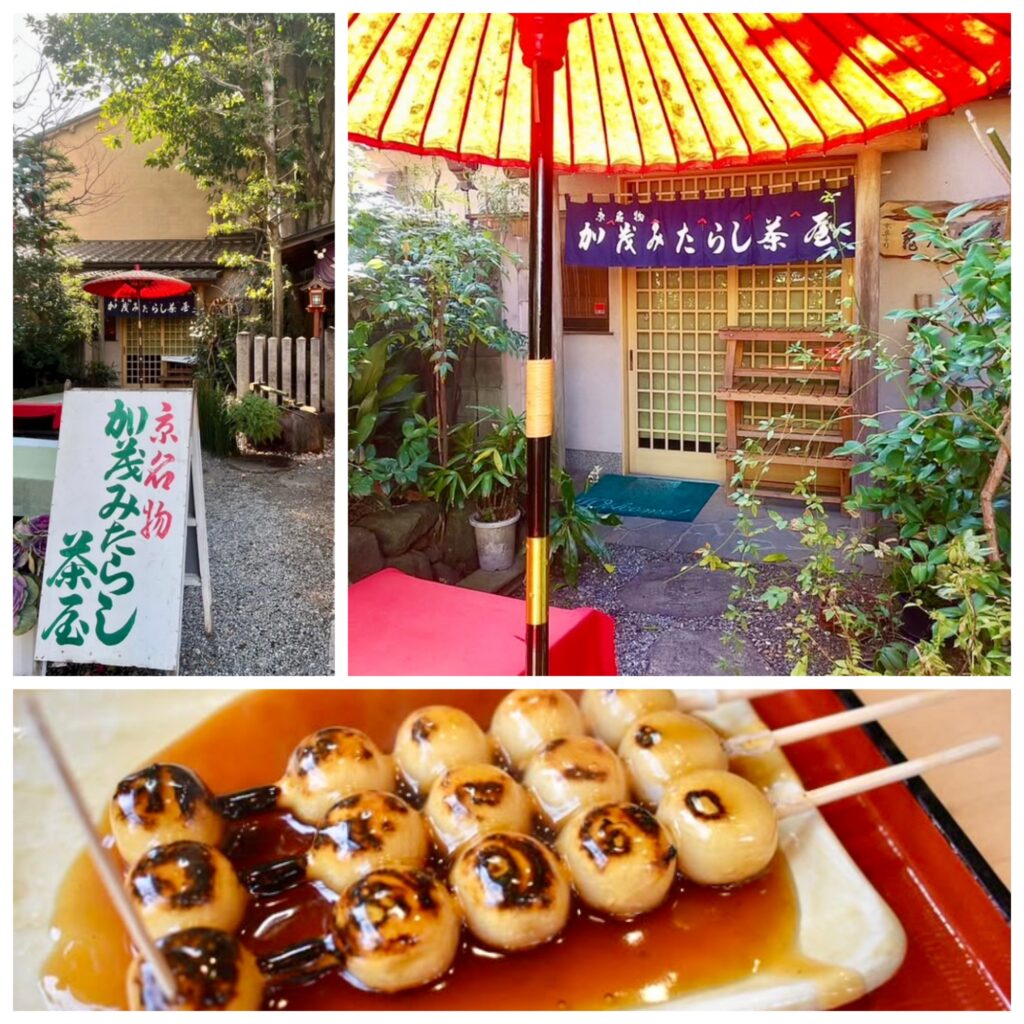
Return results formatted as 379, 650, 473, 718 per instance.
752, 690, 1010, 1011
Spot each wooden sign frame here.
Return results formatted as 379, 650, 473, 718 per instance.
34, 388, 212, 675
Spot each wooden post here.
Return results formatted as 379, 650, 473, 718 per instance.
281, 336, 294, 403
853, 149, 882, 425
323, 327, 335, 415
236, 332, 252, 400
268, 335, 280, 402
310, 335, 322, 412
254, 335, 267, 387
853, 149, 882, 526
296, 337, 308, 407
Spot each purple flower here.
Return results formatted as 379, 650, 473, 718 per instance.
14, 541, 27, 571
13, 571, 28, 626
13, 514, 48, 563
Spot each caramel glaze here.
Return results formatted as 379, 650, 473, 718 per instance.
41, 689, 849, 1011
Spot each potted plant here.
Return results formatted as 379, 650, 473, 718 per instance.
465, 408, 526, 571
14, 514, 48, 675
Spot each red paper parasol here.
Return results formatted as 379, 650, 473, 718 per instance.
83, 264, 193, 386
83, 263, 193, 301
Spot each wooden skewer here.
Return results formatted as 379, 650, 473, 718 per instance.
723, 690, 953, 757
23, 695, 179, 1003
676, 688, 777, 711
775, 735, 1001, 819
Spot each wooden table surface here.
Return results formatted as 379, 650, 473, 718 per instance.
854, 688, 1010, 887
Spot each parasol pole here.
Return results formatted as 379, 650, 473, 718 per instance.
525, 48, 557, 675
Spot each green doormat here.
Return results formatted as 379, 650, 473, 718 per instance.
577, 474, 718, 522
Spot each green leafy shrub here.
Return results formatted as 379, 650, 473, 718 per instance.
77, 361, 119, 388
550, 469, 620, 587
229, 394, 282, 447
702, 199, 1010, 676
464, 408, 527, 523
348, 321, 424, 497
349, 150, 524, 467
196, 378, 238, 457
351, 414, 438, 501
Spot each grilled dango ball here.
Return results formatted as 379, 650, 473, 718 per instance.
619, 710, 728, 806
126, 927, 263, 1011
523, 736, 629, 829
306, 791, 429, 894
278, 727, 394, 824
490, 689, 585, 771
580, 689, 678, 748
656, 769, 778, 886
333, 869, 461, 992
424, 763, 535, 856
127, 841, 248, 939
556, 803, 676, 917
450, 832, 571, 950
393, 706, 491, 796
110, 764, 225, 864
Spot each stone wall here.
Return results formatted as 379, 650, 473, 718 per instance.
349, 502, 478, 585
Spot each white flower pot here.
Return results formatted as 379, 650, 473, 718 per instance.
13, 626, 38, 676
470, 510, 521, 572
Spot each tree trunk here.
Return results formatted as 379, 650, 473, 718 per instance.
260, 60, 285, 339
981, 410, 1010, 562
269, 229, 285, 340
434, 293, 449, 464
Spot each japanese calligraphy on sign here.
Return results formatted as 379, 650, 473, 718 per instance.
104, 294, 197, 317
35, 389, 197, 671
565, 183, 855, 269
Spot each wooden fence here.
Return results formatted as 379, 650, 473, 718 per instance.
235, 328, 334, 414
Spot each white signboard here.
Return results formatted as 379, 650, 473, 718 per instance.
35, 389, 199, 671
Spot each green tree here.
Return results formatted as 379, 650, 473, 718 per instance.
349, 151, 524, 464
13, 137, 96, 387
32, 13, 335, 337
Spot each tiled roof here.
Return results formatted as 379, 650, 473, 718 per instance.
78, 266, 222, 282
64, 234, 261, 270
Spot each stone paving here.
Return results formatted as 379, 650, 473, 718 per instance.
580, 481, 865, 676
594, 483, 852, 563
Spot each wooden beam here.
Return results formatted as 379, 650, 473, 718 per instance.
831, 126, 926, 156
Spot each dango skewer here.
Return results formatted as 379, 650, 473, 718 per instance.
490, 689, 586, 770
423, 763, 537, 856
658, 734, 1001, 887
23, 696, 179, 1004
392, 705, 492, 796
108, 725, 395, 862
522, 735, 629, 830
621, 690, 952, 806
582, 689, 775, 748
245, 790, 429, 897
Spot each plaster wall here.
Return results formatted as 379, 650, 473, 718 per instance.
50, 112, 213, 240
875, 97, 1010, 418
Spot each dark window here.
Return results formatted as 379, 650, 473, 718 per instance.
561, 215, 609, 332
104, 312, 118, 342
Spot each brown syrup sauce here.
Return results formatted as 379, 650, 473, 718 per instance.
41, 689, 852, 1010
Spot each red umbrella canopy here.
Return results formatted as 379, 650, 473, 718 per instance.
82, 264, 193, 300
349, 13, 1011, 173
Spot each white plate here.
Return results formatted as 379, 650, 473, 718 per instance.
12, 691, 905, 1010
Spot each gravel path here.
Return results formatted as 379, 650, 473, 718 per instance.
519, 544, 868, 676
178, 441, 335, 676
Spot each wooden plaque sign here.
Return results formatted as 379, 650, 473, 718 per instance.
35, 389, 211, 672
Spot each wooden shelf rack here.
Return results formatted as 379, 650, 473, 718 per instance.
715, 328, 854, 506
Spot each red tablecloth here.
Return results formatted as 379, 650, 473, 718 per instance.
348, 569, 617, 676
13, 402, 63, 429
